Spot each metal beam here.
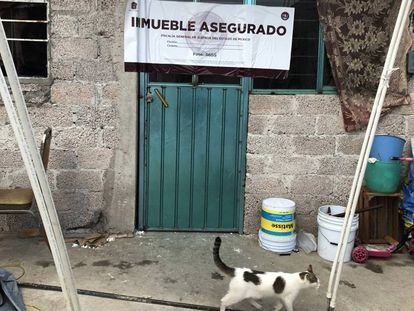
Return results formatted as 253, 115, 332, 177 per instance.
0, 18, 81, 311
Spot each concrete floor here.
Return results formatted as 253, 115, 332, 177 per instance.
0, 232, 413, 311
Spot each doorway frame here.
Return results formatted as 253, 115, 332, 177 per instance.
137, 77, 251, 234
136, 0, 254, 233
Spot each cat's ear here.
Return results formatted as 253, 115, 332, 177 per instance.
307, 265, 313, 273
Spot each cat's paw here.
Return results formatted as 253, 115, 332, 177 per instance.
273, 301, 284, 311
248, 299, 263, 309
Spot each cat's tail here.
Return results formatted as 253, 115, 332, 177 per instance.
213, 237, 235, 277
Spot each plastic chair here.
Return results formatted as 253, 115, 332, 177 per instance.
0, 127, 52, 220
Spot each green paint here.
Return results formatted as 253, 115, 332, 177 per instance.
139, 76, 248, 232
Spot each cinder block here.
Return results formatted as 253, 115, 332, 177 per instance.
289, 194, 333, 215
296, 95, 341, 115
317, 156, 358, 176
248, 115, 272, 135
51, 60, 76, 80
71, 106, 95, 128
51, 81, 95, 106
48, 149, 78, 170
246, 154, 268, 175
245, 174, 290, 195
249, 95, 296, 115
377, 113, 405, 135
101, 82, 122, 105
78, 11, 115, 38
0, 150, 23, 168
266, 156, 319, 175
58, 209, 102, 230
291, 175, 334, 196
51, 38, 98, 60
316, 115, 346, 135
100, 126, 119, 149
336, 135, 364, 155
29, 105, 74, 128
76, 60, 116, 82
21, 84, 51, 105
77, 148, 113, 169
53, 127, 98, 149
98, 38, 120, 63
247, 134, 293, 155
270, 115, 316, 135
4, 168, 56, 190
51, 14, 78, 38
332, 176, 354, 203
56, 170, 103, 191
293, 136, 335, 156
51, 0, 93, 12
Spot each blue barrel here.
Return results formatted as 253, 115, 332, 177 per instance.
370, 134, 405, 162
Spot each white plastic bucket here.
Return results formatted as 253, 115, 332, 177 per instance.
259, 229, 297, 252
317, 205, 359, 262
258, 198, 296, 252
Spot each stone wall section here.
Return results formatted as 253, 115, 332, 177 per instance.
244, 94, 414, 234
0, 0, 126, 232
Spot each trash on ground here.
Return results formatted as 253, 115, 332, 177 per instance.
297, 230, 317, 254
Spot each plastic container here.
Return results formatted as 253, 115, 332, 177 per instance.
365, 160, 402, 193
259, 230, 297, 253
297, 230, 317, 254
370, 134, 405, 162
317, 205, 359, 262
258, 198, 296, 252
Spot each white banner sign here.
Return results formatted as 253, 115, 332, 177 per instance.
124, 0, 295, 76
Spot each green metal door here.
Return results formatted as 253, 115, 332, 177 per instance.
138, 74, 249, 232
137, 0, 250, 232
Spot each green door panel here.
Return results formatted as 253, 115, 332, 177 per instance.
142, 83, 246, 231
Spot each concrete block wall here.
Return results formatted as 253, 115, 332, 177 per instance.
244, 94, 414, 234
0, 0, 137, 233
0, 0, 413, 235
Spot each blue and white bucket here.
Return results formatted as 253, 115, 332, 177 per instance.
258, 198, 296, 253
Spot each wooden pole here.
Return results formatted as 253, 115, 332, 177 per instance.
0, 18, 81, 311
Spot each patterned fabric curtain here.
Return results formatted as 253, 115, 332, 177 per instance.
317, 0, 412, 132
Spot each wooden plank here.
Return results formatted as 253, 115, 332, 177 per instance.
0, 18, 80, 311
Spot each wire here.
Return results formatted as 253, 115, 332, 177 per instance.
0, 262, 26, 280
25, 304, 42, 311
0, 264, 42, 310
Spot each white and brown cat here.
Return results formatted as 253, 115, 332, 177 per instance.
213, 237, 320, 311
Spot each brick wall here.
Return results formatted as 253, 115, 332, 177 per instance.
0, 0, 413, 235
244, 94, 414, 234
0, 0, 126, 232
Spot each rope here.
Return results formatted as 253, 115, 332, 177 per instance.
0, 262, 26, 280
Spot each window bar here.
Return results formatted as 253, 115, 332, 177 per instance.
2, 19, 47, 23
316, 23, 325, 93
7, 38, 48, 42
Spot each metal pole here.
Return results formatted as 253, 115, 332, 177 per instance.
0, 18, 81, 311
326, 0, 412, 309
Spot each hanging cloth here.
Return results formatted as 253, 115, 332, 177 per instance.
317, 0, 412, 132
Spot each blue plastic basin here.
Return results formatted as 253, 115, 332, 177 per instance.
370, 134, 405, 162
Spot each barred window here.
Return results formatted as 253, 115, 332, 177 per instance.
0, 0, 48, 78
253, 0, 335, 93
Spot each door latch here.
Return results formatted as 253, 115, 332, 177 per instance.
154, 88, 169, 108
146, 89, 153, 104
